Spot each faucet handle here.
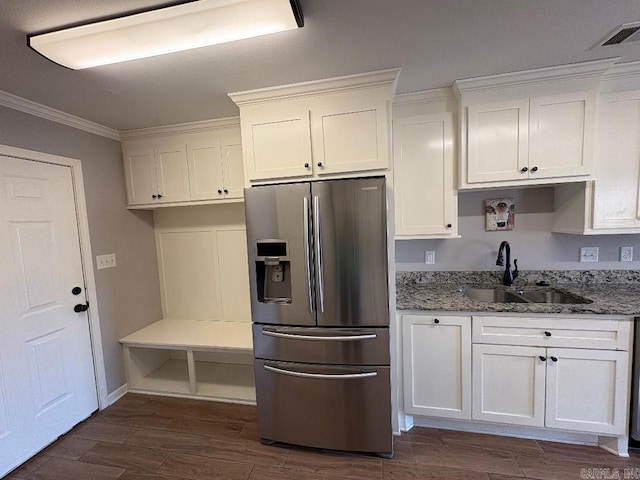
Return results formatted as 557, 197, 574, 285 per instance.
513, 259, 519, 280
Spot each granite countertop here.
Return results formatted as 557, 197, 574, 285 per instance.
396, 270, 640, 316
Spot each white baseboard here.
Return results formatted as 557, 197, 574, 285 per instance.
412, 416, 599, 445
106, 384, 128, 407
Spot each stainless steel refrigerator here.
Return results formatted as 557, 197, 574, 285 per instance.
244, 176, 392, 457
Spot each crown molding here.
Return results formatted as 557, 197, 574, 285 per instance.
120, 116, 240, 140
453, 57, 620, 96
393, 87, 454, 105
229, 68, 401, 106
0, 89, 120, 141
601, 60, 640, 81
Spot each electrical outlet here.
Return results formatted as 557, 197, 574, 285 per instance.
96, 253, 117, 270
579, 247, 599, 263
621, 246, 633, 262
424, 251, 435, 265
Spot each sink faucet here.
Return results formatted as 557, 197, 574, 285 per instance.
496, 241, 518, 286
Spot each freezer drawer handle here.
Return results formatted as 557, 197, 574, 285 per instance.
264, 365, 378, 380
262, 330, 377, 341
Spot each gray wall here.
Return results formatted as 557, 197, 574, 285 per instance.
0, 105, 162, 395
396, 187, 640, 272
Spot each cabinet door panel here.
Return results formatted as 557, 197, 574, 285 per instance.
313, 102, 389, 175
222, 142, 244, 199
187, 141, 223, 201
156, 145, 190, 203
403, 315, 471, 419
472, 344, 545, 427
467, 99, 529, 183
593, 93, 640, 230
244, 111, 312, 181
529, 92, 593, 179
123, 148, 157, 205
394, 113, 456, 237
545, 348, 627, 435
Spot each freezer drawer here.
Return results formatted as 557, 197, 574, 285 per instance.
253, 324, 390, 365
254, 360, 392, 455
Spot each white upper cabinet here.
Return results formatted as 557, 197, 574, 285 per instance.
242, 110, 313, 181
121, 119, 243, 208
552, 63, 640, 235
467, 99, 529, 184
456, 58, 615, 190
229, 69, 399, 184
393, 103, 458, 238
124, 144, 190, 206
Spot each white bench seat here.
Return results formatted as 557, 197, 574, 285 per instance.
119, 319, 255, 404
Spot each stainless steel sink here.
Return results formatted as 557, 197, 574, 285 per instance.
463, 288, 529, 303
514, 289, 592, 304
462, 287, 592, 304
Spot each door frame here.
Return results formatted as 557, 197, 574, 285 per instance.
0, 144, 108, 409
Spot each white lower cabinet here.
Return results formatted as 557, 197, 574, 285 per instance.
472, 344, 628, 434
402, 314, 471, 419
472, 344, 546, 427
403, 313, 632, 440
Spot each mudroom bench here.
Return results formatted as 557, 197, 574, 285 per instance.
119, 319, 255, 404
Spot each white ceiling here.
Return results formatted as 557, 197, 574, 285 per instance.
1, 0, 640, 131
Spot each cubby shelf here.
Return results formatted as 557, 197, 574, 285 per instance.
120, 319, 255, 404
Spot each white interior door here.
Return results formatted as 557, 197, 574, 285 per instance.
0, 156, 98, 477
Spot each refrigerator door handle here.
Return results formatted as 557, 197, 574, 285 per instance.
303, 195, 314, 313
312, 195, 325, 312
262, 330, 377, 341
264, 365, 378, 380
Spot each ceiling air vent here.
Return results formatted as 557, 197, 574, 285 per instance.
599, 22, 640, 46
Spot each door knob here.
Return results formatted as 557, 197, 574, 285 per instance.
74, 303, 89, 313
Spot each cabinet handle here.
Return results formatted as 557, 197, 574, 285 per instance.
433, 318, 440, 324
317, 162, 323, 168
550, 356, 558, 362
157, 194, 163, 198
218, 189, 223, 194
531, 166, 538, 172
544, 331, 552, 337
304, 163, 310, 168
539, 356, 547, 362
152, 194, 157, 198
446, 223, 452, 228
224, 189, 228, 194
520, 167, 529, 173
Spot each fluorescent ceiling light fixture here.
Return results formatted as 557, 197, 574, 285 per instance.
28, 0, 303, 70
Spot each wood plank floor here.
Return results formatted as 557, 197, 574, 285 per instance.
5, 393, 640, 479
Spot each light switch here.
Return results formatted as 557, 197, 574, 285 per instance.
96, 253, 117, 270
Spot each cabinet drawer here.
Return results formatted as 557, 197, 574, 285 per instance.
472, 316, 630, 350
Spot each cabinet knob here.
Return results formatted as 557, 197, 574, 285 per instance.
544, 331, 552, 337
157, 194, 163, 198
433, 318, 440, 324
520, 167, 529, 173
446, 223, 452, 228
224, 189, 229, 194
531, 166, 538, 172
152, 194, 157, 198
317, 162, 323, 168
550, 356, 558, 362
218, 189, 223, 194
304, 163, 310, 168
539, 356, 547, 362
